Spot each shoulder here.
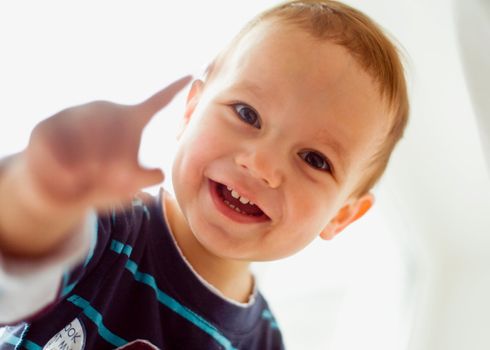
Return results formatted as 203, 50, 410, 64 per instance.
97, 189, 164, 239
255, 293, 285, 350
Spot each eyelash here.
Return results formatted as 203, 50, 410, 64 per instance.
298, 150, 333, 173
231, 103, 261, 129
230, 102, 333, 174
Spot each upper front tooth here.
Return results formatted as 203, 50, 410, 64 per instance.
239, 196, 250, 204
228, 187, 252, 205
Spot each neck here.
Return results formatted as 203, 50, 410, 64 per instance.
163, 193, 254, 303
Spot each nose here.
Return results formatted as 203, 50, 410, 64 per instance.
235, 148, 283, 189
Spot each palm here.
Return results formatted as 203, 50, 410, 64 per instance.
24, 76, 191, 209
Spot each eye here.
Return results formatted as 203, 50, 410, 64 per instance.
298, 150, 333, 173
232, 103, 261, 129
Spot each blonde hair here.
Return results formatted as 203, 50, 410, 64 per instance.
206, 0, 409, 197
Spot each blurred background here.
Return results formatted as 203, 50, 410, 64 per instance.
1, 0, 489, 349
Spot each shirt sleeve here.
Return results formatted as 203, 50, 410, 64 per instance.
0, 210, 96, 325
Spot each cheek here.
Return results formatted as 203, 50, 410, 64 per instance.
174, 118, 232, 176
172, 126, 218, 207
287, 187, 336, 231
180, 120, 214, 155
269, 196, 334, 258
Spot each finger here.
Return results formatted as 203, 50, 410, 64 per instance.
132, 167, 165, 190
136, 75, 193, 126
96, 167, 164, 205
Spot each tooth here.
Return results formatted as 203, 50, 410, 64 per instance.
250, 201, 255, 205
235, 207, 241, 213
229, 204, 235, 209
239, 196, 250, 204
231, 190, 240, 199
227, 186, 232, 191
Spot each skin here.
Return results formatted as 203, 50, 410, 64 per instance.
167, 22, 390, 302
0, 76, 191, 257
0, 21, 389, 305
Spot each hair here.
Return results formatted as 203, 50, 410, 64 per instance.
205, 0, 409, 197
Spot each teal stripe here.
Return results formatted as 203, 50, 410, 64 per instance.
3, 333, 41, 350
61, 271, 71, 296
142, 206, 150, 220
261, 309, 279, 329
111, 208, 117, 225
61, 281, 76, 297
110, 240, 132, 257
67, 295, 127, 348
124, 260, 237, 350
62, 218, 99, 297
23, 338, 41, 350
109, 239, 236, 349
131, 198, 150, 220
83, 219, 98, 268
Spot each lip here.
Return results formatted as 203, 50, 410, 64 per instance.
208, 179, 270, 224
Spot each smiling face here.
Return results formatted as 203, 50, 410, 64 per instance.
171, 21, 389, 261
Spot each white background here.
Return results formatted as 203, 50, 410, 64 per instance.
1, 1, 489, 349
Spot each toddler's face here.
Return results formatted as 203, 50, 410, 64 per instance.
172, 22, 388, 261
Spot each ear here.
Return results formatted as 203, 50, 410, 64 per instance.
178, 79, 204, 138
184, 79, 204, 124
319, 192, 375, 240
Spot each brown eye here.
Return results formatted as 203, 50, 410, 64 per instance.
232, 103, 261, 129
298, 151, 332, 172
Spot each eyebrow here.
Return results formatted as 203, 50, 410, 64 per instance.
228, 80, 267, 103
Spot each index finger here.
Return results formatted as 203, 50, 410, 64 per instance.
136, 75, 193, 124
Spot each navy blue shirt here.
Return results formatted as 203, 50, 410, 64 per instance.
0, 190, 284, 350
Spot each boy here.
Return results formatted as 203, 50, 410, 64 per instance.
0, 0, 408, 349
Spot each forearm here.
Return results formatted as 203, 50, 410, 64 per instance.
0, 154, 87, 258
0, 206, 96, 324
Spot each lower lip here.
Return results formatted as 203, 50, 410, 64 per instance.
208, 179, 269, 224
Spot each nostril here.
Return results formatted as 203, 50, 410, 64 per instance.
236, 153, 281, 188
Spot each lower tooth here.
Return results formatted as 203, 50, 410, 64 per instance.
223, 199, 247, 214
223, 199, 237, 210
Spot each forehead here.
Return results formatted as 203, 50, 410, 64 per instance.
217, 21, 370, 91
208, 21, 389, 180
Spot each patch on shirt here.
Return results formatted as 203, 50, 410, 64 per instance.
43, 318, 86, 350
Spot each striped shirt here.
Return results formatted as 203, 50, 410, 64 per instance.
0, 190, 284, 350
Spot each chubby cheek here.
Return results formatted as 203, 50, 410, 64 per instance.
268, 210, 328, 259
284, 188, 336, 241
173, 119, 229, 188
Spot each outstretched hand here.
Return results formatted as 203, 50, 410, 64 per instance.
24, 76, 192, 210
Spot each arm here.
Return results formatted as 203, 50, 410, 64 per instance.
0, 76, 191, 323
0, 76, 191, 258
0, 154, 89, 258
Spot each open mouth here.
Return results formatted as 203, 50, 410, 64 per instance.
209, 180, 269, 223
